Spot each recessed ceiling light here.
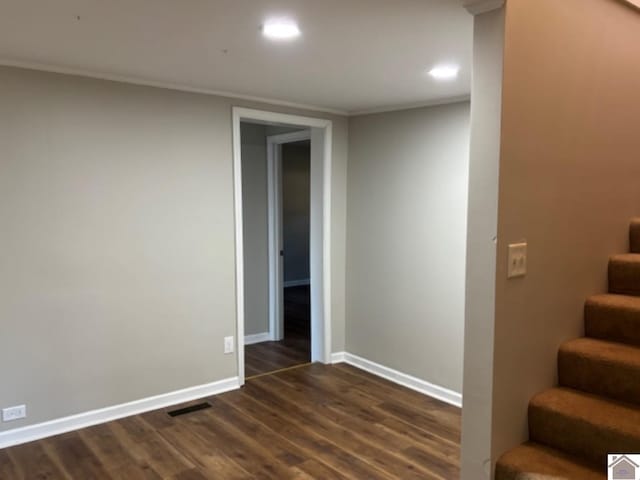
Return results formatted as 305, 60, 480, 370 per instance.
428, 65, 460, 80
262, 19, 301, 40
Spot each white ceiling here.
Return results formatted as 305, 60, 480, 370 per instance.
0, 0, 472, 115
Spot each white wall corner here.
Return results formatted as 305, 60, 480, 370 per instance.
462, 0, 505, 15
337, 352, 462, 408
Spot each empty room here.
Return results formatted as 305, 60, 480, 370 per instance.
2, 0, 639, 479
0, 1, 472, 477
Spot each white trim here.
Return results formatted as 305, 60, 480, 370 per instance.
331, 351, 346, 364
266, 134, 283, 342
349, 95, 471, 116
244, 332, 272, 345
234, 108, 331, 129
284, 279, 311, 288
232, 108, 246, 386
321, 125, 333, 365
0, 377, 239, 449
268, 130, 312, 145
0, 58, 348, 117
267, 129, 312, 342
233, 107, 333, 387
462, 0, 505, 15
332, 352, 462, 408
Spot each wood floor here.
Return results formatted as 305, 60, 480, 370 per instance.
245, 286, 311, 378
0, 363, 461, 480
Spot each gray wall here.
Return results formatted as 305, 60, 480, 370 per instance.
345, 102, 470, 394
240, 122, 269, 336
0, 66, 348, 431
282, 141, 311, 284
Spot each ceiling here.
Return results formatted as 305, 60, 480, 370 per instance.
0, 0, 472, 115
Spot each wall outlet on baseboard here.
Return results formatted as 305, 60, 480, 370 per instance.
2, 405, 26, 422
224, 336, 234, 354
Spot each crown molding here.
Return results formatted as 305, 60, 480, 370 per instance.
0, 58, 349, 117
0, 59, 477, 118
462, 0, 505, 15
349, 94, 470, 117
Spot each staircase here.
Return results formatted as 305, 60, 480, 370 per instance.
496, 219, 640, 480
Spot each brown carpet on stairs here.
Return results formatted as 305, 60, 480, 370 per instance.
496, 219, 640, 480
559, 337, 640, 404
585, 294, 640, 346
496, 443, 603, 480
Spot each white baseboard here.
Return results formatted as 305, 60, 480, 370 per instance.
244, 332, 272, 345
330, 351, 346, 364
283, 279, 310, 288
331, 351, 462, 408
0, 376, 240, 449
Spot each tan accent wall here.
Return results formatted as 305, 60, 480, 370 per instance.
491, 0, 640, 461
620, 0, 640, 10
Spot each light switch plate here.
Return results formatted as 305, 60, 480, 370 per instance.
508, 242, 527, 278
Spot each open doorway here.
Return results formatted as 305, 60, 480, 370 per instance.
232, 108, 332, 385
243, 127, 312, 377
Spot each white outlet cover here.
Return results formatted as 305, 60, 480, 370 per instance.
2, 405, 26, 422
224, 336, 234, 354
508, 242, 527, 278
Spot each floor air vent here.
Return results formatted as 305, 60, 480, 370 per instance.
167, 402, 211, 417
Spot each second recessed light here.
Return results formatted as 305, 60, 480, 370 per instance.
428, 65, 460, 80
262, 19, 301, 40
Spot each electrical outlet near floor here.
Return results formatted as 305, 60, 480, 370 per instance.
2, 405, 26, 422
508, 242, 528, 278
224, 336, 234, 354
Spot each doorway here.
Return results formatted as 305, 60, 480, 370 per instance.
232, 108, 332, 385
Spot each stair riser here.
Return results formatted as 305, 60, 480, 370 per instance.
609, 258, 640, 296
529, 405, 640, 466
495, 443, 606, 480
631, 220, 640, 254
558, 351, 640, 405
585, 300, 640, 346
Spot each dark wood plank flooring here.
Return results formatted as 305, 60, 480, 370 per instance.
1, 363, 461, 479
245, 286, 311, 378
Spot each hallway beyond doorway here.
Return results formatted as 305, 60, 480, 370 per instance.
245, 286, 311, 378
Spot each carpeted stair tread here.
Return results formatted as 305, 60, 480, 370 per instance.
559, 337, 640, 404
630, 218, 640, 253
498, 220, 640, 477
586, 293, 640, 346
495, 442, 605, 480
529, 387, 640, 465
609, 254, 640, 296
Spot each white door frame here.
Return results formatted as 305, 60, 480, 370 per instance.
232, 107, 333, 386
266, 129, 312, 342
